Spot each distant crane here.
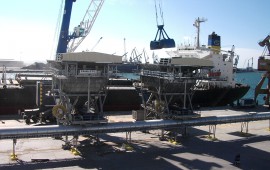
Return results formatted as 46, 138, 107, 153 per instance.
247, 57, 253, 69
243, 57, 253, 69
142, 48, 149, 63
129, 48, 142, 63
123, 38, 128, 62
56, 0, 104, 60
152, 52, 159, 64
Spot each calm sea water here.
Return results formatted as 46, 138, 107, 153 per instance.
235, 71, 267, 104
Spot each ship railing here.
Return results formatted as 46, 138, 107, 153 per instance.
141, 70, 202, 81
142, 70, 180, 79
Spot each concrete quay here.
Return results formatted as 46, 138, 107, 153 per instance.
0, 106, 270, 170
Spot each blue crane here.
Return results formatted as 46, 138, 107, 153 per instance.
56, 0, 104, 60
56, 0, 76, 57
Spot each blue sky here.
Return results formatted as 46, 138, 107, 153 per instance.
0, 0, 269, 68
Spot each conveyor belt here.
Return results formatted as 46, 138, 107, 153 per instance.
0, 112, 270, 139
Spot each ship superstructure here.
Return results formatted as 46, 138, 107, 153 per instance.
165, 19, 249, 107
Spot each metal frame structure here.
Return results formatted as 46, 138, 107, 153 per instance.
138, 66, 201, 120
51, 62, 119, 125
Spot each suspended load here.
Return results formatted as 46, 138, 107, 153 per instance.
150, 25, 175, 50
150, 0, 175, 50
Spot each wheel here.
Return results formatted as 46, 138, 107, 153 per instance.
25, 118, 30, 125
31, 115, 38, 123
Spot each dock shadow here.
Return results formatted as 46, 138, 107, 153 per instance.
228, 131, 256, 138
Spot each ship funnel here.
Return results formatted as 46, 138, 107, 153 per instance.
208, 32, 221, 53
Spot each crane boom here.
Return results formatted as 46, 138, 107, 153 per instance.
68, 0, 104, 52
56, 0, 104, 61
258, 35, 270, 55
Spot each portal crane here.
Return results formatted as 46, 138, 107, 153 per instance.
257, 34, 270, 71
255, 34, 270, 105
56, 0, 104, 60
258, 34, 270, 56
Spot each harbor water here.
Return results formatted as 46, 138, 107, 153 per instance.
235, 71, 267, 104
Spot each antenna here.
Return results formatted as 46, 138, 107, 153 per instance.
124, 38, 127, 62
193, 17, 207, 49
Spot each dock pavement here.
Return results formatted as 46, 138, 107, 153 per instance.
0, 105, 270, 169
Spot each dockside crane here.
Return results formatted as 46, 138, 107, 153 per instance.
254, 34, 270, 105
56, 0, 104, 60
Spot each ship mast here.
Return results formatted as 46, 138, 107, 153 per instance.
193, 17, 207, 49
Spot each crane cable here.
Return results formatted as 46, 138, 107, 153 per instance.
50, 0, 64, 59
154, 0, 164, 26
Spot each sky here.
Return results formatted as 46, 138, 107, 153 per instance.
0, 0, 269, 68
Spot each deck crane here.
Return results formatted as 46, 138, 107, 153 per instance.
56, 0, 104, 60
150, 0, 175, 50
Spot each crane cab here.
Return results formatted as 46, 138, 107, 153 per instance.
258, 56, 270, 71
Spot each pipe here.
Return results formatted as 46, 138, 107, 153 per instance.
0, 112, 270, 140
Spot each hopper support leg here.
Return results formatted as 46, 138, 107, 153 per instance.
208, 125, 217, 140
159, 129, 166, 141
241, 122, 249, 134
126, 131, 132, 143
10, 139, 17, 161
62, 135, 71, 150
71, 135, 80, 155
94, 134, 101, 145
182, 126, 188, 137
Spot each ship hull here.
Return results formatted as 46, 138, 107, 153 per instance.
192, 85, 250, 107
0, 79, 142, 114
0, 77, 250, 114
0, 87, 36, 114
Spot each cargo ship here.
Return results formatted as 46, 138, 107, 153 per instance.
135, 18, 249, 110
164, 20, 250, 107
